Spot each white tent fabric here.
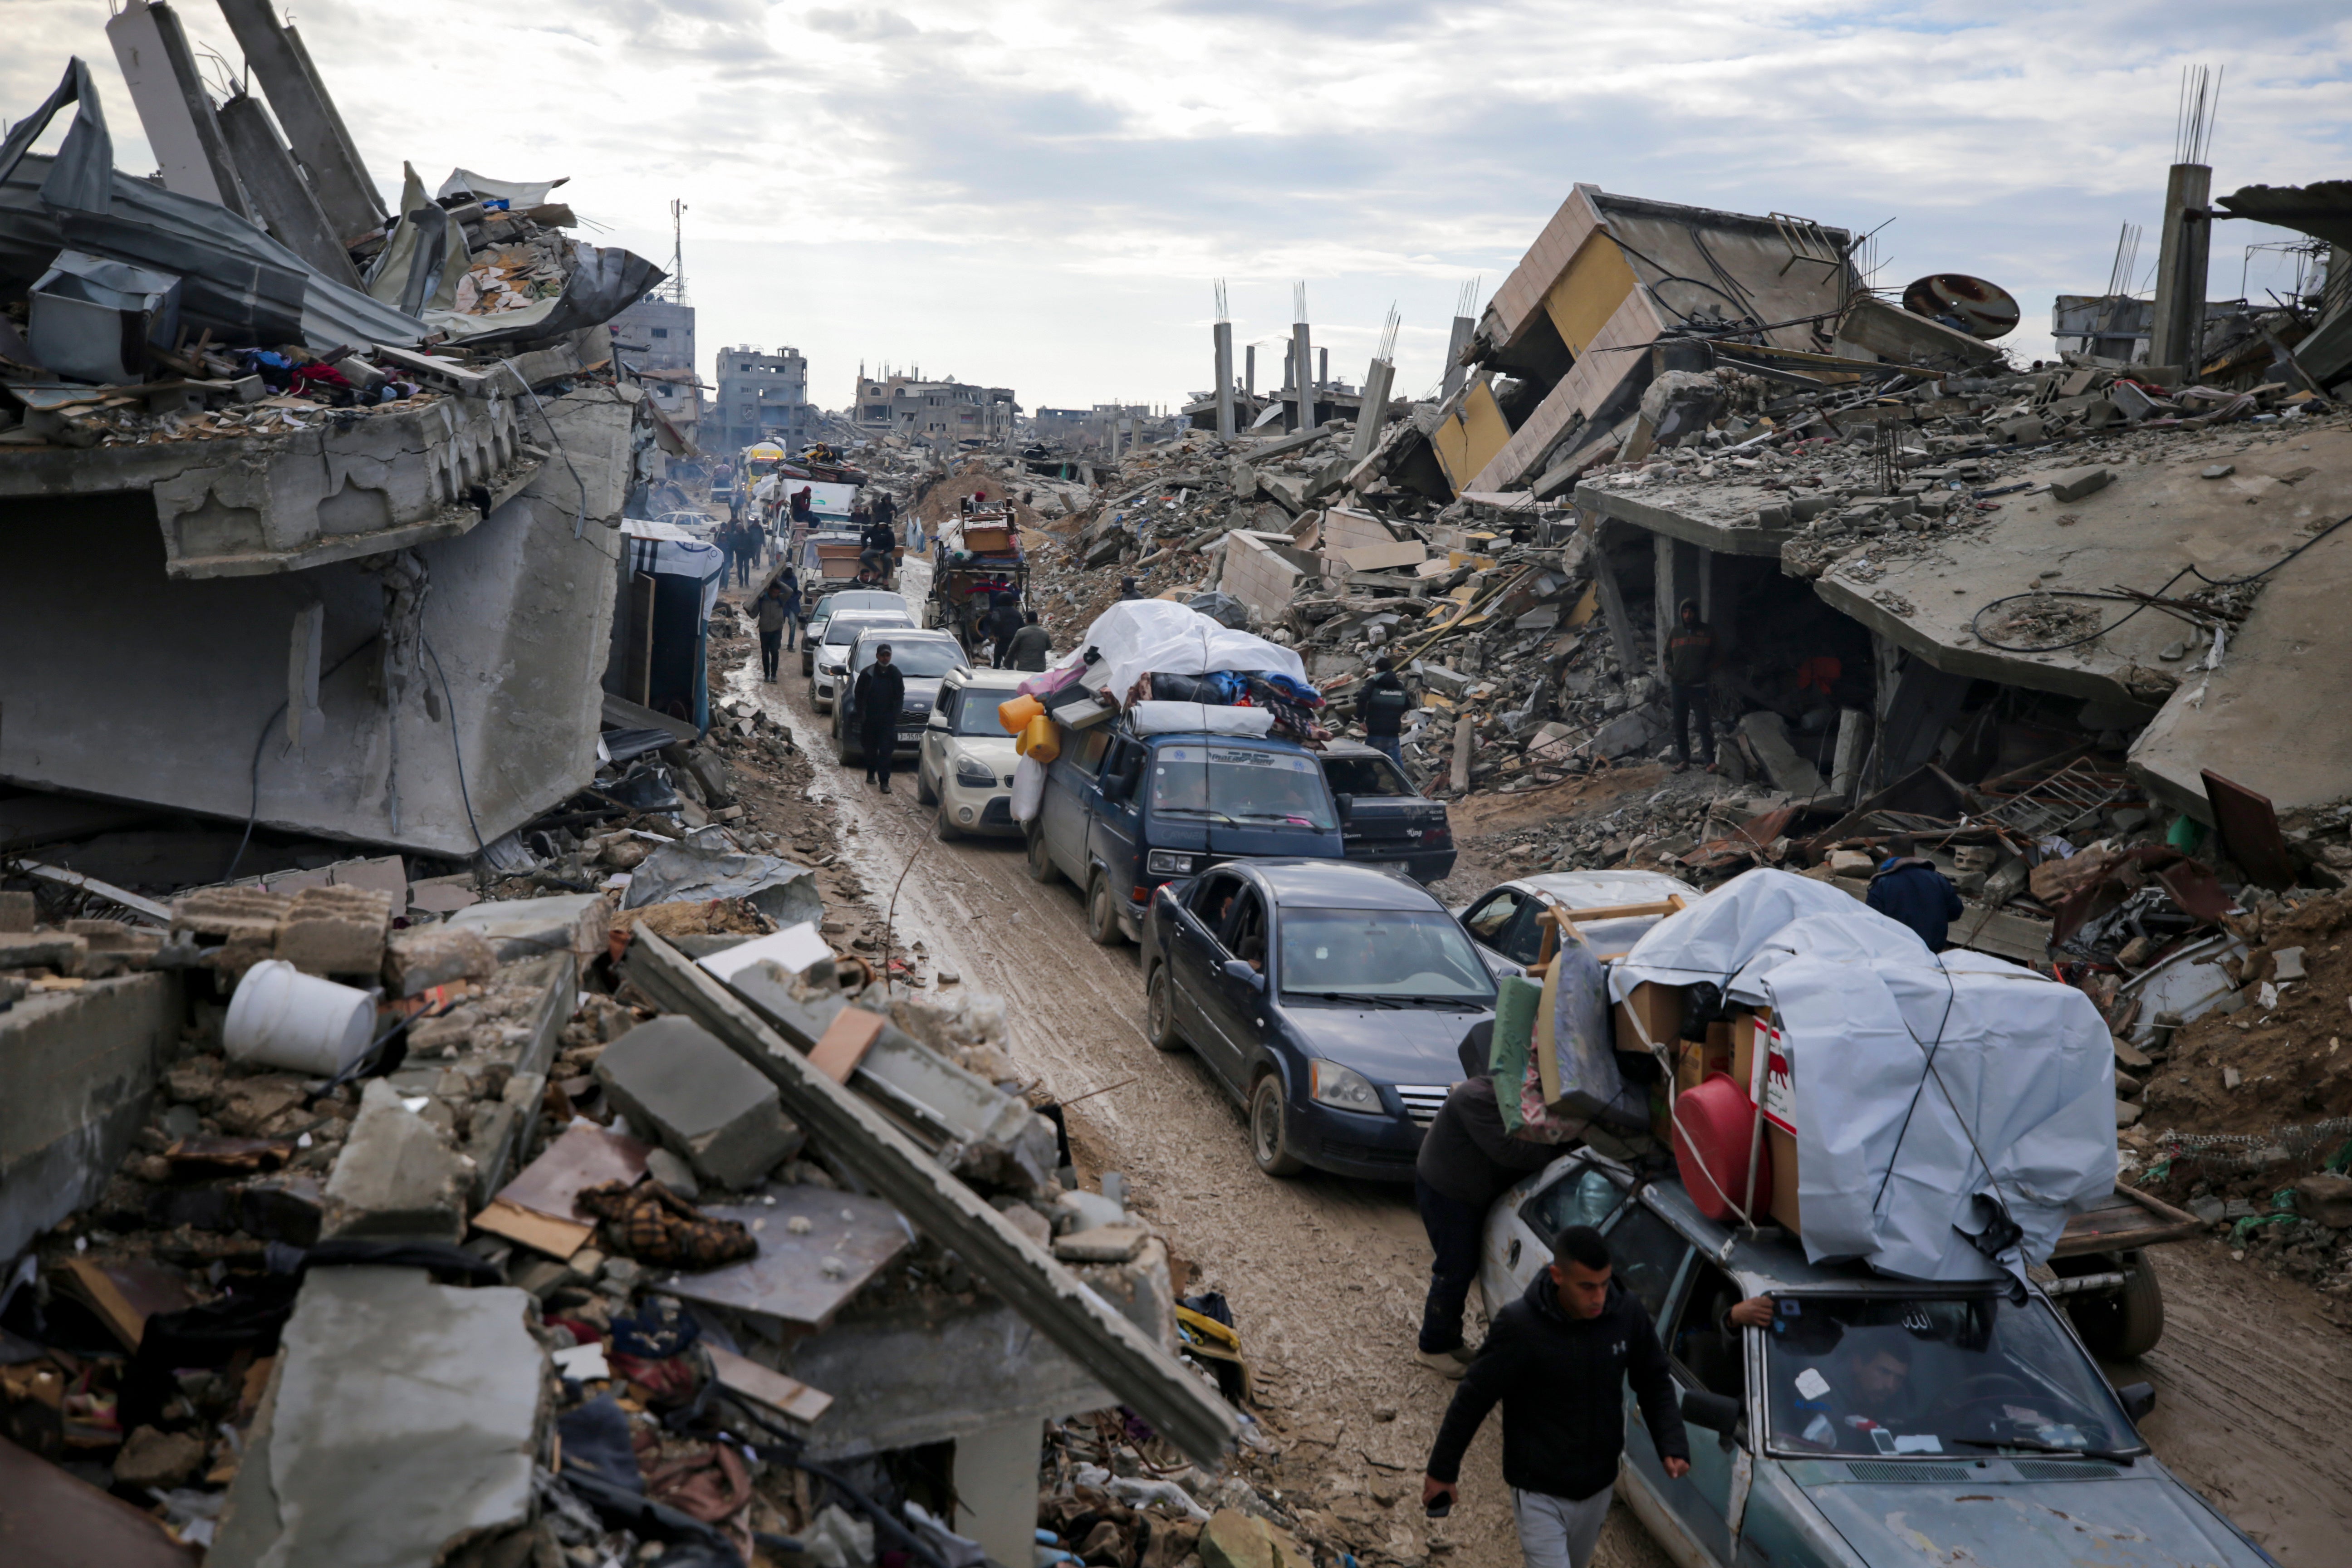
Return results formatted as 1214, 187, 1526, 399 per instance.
1615, 869, 2116, 1283
1058, 599, 1308, 703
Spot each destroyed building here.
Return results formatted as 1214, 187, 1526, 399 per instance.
719, 344, 813, 455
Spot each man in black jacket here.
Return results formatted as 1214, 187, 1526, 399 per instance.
1358, 656, 1414, 769
1424, 1226, 1688, 1568
853, 645, 907, 791
1003, 611, 1054, 672
1865, 833, 1964, 951
1414, 1047, 1561, 1377
983, 593, 1027, 667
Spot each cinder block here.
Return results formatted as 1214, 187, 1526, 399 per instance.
0, 930, 87, 975
0, 891, 34, 932
593, 1016, 802, 1190
276, 885, 394, 976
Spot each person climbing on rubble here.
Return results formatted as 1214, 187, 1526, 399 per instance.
854, 644, 906, 792
1413, 1029, 1562, 1379
1358, 656, 1414, 768
1424, 1225, 1689, 1568
1003, 610, 1054, 672
755, 579, 790, 682
1666, 599, 1719, 773
1866, 833, 1963, 952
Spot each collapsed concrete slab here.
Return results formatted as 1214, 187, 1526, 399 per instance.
0, 972, 182, 1260
593, 1015, 803, 1189
0, 385, 634, 857
320, 1081, 472, 1243
208, 1266, 544, 1568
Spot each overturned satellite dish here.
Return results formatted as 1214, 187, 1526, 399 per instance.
1901, 274, 2019, 339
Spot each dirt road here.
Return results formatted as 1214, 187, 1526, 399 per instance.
719, 566, 2352, 1567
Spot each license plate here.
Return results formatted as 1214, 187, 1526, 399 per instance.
897, 729, 924, 743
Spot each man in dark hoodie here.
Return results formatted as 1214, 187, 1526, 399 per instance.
1665, 598, 1717, 773
1358, 656, 1415, 769
1425, 1225, 1689, 1568
1866, 833, 1964, 951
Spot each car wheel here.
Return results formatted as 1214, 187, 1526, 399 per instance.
836, 710, 857, 764
1086, 870, 1126, 946
2066, 1250, 2165, 1359
916, 763, 937, 806
1249, 1074, 1304, 1177
936, 798, 964, 840
1144, 963, 1185, 1053
1024, 825, 1059, 885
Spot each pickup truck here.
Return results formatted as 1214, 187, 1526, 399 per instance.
1026, 720, 1346, 945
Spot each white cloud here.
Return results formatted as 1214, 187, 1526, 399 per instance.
8, 1, 2345, 409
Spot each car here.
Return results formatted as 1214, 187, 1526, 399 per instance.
801, 590, 909, 675
1029, 718, 1348, 946
833, 628, 968, 766
916, 666, 1029, 838
1476, 1152, 2272, 1568
1317, 741, 1455, 883
1140, 858, 1498, 1181
810, 611, 914, 712
1455, 868, 1699, 977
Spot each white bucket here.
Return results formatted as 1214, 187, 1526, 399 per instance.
224, 959, 377, 1077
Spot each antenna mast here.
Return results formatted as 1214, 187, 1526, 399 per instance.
666, 199, 688, 304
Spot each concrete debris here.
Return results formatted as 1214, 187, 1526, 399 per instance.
593, 1015, 805, 1189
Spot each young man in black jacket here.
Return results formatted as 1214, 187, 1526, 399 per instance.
853, 645, 907, 791
1424, 1225, 1688, 1568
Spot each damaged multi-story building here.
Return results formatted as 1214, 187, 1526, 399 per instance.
0, 5, 671, 864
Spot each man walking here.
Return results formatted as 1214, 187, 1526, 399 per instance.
1003, 610, 1054, 672
1866, 833, 1964, 951
1358, 656, 1414, 769
853, 644, 906, 792
1664, 598, 1717, 773
755, 579, 789, 682
1413, 1057, 1561, 1378
983, 593, 1027, 668
1424, 1227, 1689, 1568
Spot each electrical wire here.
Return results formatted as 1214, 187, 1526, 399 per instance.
1967, 509, 2352, 653
423, 635, 488, 854
225, 634, 383, 882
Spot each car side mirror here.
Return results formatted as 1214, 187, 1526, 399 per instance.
1335, 792, 1354, 821
1680, 1389, 1744, 1450
1222, 959, 1265, 989
1100, 769, 1132, 804
2115, 1381, 2156, 1424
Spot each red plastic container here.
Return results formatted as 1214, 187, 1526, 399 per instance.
1671, 1071, 1771, 1222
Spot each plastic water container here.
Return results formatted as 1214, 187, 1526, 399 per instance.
1671, 1072, 1772, 1223
1015, 712, 1060, 762
996, 693, 1044, 734
224, 959, 377, 1077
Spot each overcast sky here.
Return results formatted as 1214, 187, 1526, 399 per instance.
10, 2, 2345, 413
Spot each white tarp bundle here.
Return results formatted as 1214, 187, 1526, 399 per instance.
1058, 600, 1308, 705
1613, 869, 2116, 1283
1129, 701, 1275, 738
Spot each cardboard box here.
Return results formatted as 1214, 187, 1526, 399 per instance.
1673, 1024, 1736, 1096
1613, 981, 1684, 1054
1765, 1123, 1802, 1232
1730, 1007, 1772, 1093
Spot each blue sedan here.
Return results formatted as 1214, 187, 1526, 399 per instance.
1140, 859, 1496, 1180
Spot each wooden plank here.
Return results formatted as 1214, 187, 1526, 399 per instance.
1538, 899, 1681, 926
621, 929, 1239, 1464
2050, 1184, 2205, 1257
473, 1199, 594, 1260
808, 1007, 885, 1084
706, 1342, 833, 1428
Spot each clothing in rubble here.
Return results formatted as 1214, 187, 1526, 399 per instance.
1867, 856, 1965, 952
576, 1179, 755, 1269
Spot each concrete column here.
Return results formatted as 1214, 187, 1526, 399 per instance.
1292, 320, 1315, 432
954, 1419, 1042, 1568
1588, 525, 1644, 674
1213, 321, 1236, 438
1830, 708, 1871, 801
2149, 162, 2213, 375
216, 91, 366, 288
106, 1, 252, 218
215, 0, 387, 241
1318, 346, 1328, 392
1872, 635, 1971, 786
1244, 343, 1256, 402
1349, 357, 1395, 461
1652, 533, 1701, 672
1441, 313, 1475, 401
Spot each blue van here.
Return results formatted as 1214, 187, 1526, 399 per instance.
1026, 721, 1347, 945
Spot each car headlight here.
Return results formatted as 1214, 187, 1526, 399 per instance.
955, 757, 998, 787
1146, 850, 1197, 876
1309, 1060, 1382, 1114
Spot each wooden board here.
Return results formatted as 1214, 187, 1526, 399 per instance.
2051, 1184, 2205, 1257
705, 1342, 833, 1428
808, 1007, 885, 1084
472, 1199, 595, 1260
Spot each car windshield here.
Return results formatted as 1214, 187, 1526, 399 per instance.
856, 640, 964, 677
827, 616, 910, 646
1147, 745, 1336, 829
1321, 754, 1413, 797
951, 691, 1020, 735
1278, 908, 1495, 1001
1764, 1295, 2140, 1460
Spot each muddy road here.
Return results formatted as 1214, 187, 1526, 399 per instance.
718, 568, 2352, 1568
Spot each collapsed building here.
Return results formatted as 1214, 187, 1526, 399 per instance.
1, 8, 672, 863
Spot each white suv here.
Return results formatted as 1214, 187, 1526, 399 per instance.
810, 612, 912, 712
916, 666, 1029, 838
